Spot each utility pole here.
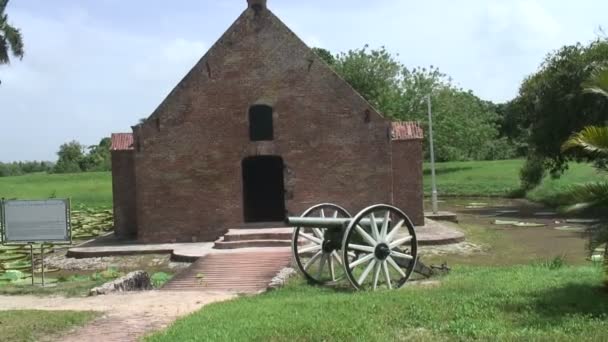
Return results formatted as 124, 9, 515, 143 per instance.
427, 94, 439, 214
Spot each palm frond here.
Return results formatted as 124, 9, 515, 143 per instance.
561, 126, 608, 155
0, 0, 8, 15
562, 181, 608, 217
2, 23, 23, 58
0, 35, 9, 64
583, 67, 608, 99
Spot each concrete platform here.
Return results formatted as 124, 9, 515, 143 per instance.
417, 219, 465, 245
66, 219, 464, 259
425, 211, 459, 223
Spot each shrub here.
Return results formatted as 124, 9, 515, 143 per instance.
520, 155, 546, 191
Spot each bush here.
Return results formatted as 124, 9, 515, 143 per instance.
520, 155, 546, 191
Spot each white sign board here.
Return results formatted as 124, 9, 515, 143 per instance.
1, 199, 71, 244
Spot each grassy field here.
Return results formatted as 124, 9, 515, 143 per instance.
148, 264, 607, 341
423, 159, 602, 204
0, 172, 111, 207
0, 310, 98, 341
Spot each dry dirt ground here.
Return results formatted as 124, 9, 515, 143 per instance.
0, 290, 235, 341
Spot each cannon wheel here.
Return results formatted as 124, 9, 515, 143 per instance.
292, 203, 352, 285
341, 204, 418, 290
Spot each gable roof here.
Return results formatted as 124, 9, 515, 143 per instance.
110, 133, 134, 151
140, 2, 387, 127
390, 122, 424, 141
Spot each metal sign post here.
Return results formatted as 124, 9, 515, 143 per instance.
1, 199, 71, 287
40, 244, 45, 286
427, 94, 439, 214
29, 243, 34, 286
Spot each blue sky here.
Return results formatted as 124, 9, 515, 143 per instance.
0, 0, 606, 161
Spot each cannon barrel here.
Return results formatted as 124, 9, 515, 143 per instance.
286, 216, 385, 229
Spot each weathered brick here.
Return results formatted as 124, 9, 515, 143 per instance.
111, 2, 424, 243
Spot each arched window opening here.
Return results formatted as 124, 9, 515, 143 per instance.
249, 105, 274, 141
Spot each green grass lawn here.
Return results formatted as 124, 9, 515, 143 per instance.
423, 159, 603, 205
0, 310, 98, 342
148, 265, 607, 341
0, 172, 111, 207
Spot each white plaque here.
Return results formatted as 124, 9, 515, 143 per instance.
2, 199, 71, 243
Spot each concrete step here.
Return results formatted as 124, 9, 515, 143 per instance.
213, 237, 293, 249
223, 228, 294, 242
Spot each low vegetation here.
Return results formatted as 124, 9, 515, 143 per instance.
423, 159, 604, 205
0, 171, 111, 207
0, 310, 98, 342
148, 264, 607, 341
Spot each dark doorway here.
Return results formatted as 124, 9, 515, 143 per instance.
242, 156, 286, 222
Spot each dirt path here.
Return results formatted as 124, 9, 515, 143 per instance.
0, 291, 235, 341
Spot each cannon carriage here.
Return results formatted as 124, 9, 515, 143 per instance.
287, 203, 447, 291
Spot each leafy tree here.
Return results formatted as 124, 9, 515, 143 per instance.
513, 39, 608, 184
80, 138, 111, 172
312, 47, 335, 66
332, 45, 403, 118
326, 45, 510, 161
52, 138, 112, 173
0, 0, 24, 84
53, 141, 85, 173
561, 67, 608, 287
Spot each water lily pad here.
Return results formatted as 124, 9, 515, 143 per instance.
591, 255, 604, 262
514, 222, 546, 227
554, 226, 585, 232
493, 220, 519, 225
465, 205, 487, 209
496, 210, 519, 214
468, 202, 488, 206
566, 219, 601, 224
0, 270, 25, 281
534, 212, 557, 216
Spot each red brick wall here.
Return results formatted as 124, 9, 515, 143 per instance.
391, 140, 424, 225
129, 7, 422, 242
111, 151, 138, 239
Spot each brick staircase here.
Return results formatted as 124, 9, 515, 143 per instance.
213, 228, 295, 249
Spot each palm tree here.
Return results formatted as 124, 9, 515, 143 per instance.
0, 0, 24, 82
562, 66, 608, 285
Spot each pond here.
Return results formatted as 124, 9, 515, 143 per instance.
422, 197, 596, 266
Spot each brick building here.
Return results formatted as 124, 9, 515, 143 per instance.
110, 0, 424, 243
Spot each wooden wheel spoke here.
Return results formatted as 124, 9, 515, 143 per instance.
357, 258, 376, 285
349, 253, 374, 269
304, 251, 323, 271
331, 251, 343, 266
299, 232, 322, 244
328, 254, 336, 281
390, 250, 413, 261
355, 225, 377, 246
300, 244, 322, 254
312, 228, 324, 239
370, 213, 380, 240
382, 260, 392, 289
317, 254, 327, 279
347, 243, 375, 253
386, 219, 404, 243
380, 211, 390, 240
389, 236, 413, 249
386, 256, 406, 277
372, 261, 382, 290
